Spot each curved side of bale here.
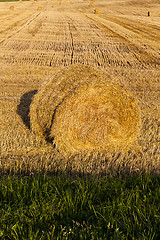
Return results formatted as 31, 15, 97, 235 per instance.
30, 65, 110, 140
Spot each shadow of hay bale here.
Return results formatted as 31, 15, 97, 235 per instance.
17, 90, 38, 129
30, 65, 141, 155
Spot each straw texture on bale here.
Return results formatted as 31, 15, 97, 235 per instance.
30, 65, 141, 154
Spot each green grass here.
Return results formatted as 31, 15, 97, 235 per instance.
0, 173, 160, 239
0, 0, 31, 2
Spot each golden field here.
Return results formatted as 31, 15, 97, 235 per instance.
0, 0, 159, 175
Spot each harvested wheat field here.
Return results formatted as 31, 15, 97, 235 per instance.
0, 0, 159, 176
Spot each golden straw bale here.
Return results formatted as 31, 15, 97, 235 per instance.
90, 2, 94, 7
94, 9, 101, 14
51, 82, 140, 153
9, 6, 14, 10
37, 6, 42, 11
30, 65, 141, 154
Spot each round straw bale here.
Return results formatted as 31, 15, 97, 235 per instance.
30, 65, 141, 154
9, 6, 14, 10
37, 6, 42, 11
89, 2, 94, 7
94, 9, 101, 14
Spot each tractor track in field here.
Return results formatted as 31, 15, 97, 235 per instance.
86, 14, 160, 67
0, 12, 41, 44
1, 8, 158, 69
